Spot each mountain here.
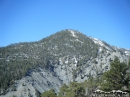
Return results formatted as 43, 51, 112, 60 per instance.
0, 29, 130, 97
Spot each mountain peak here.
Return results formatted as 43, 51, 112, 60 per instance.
68, 29, 78, 38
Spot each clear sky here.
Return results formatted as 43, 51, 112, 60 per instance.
0, 0, 130, 49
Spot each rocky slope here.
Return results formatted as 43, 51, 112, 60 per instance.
0, 29, 130, 97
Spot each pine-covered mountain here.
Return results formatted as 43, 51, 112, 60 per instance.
0, 29, 130, 97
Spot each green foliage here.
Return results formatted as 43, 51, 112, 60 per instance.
101, 57, 130, 91
57, 82, 86, 97
41, 89, 57, 97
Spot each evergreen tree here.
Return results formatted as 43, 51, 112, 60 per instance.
101, 57, 129, 91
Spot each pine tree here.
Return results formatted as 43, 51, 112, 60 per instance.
101, 57, 128, 91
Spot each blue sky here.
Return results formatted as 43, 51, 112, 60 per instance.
0, 0, 130, 49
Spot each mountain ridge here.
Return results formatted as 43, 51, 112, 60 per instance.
0, 29, 130, 97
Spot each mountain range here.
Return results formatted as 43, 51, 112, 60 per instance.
0, 29, 130, 97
